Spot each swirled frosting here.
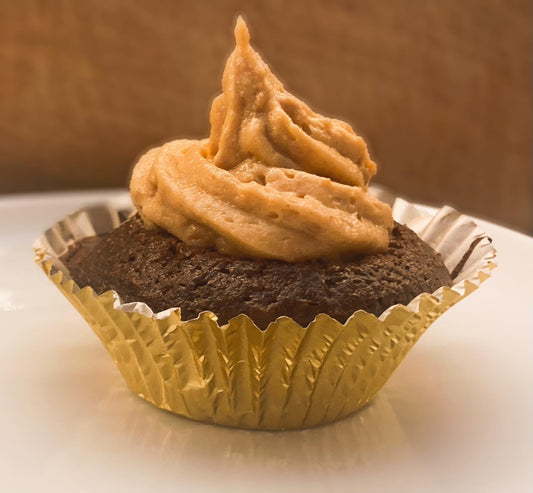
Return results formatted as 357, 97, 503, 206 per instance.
130, 17, 393, 261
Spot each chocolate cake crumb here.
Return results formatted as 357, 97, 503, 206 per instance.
61, 214, 452, 329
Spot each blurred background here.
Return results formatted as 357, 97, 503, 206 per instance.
1, 0, 531, 232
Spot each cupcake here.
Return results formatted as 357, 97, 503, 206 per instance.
34, 17, 496, 430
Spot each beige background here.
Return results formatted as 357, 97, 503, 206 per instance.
0, 0, 531, 232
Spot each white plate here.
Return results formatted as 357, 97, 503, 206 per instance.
0, 190, 531, 493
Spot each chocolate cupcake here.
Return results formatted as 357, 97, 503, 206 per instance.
34, 18, 496, 430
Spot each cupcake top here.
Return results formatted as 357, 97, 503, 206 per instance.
130, 17, 393, 261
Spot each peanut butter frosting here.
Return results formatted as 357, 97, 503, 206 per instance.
130, 17, 393, 261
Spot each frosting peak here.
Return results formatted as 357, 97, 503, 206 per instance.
130, 17, 393, 261
207, 17, 375, 187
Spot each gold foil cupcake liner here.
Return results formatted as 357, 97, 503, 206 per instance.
34, 199, 496, 430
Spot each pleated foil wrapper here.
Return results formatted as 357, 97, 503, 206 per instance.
34, 199, 496, 430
